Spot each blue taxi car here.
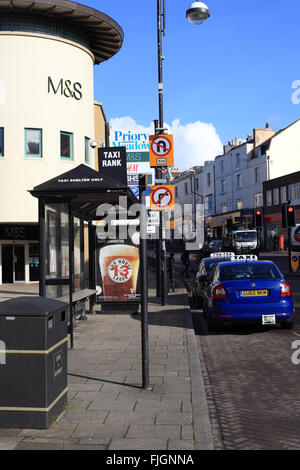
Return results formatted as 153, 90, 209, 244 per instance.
204, 257, 294, 331
192, 253, 233, 308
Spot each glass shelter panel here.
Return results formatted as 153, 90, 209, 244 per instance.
45, 203, 70, 299
74, 217, 82, 291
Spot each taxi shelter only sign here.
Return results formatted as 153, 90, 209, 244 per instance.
149, 134, 174, 168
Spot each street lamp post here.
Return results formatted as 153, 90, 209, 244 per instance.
155, 0, 210, 304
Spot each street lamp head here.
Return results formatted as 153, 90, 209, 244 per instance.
186, 1, 210, 25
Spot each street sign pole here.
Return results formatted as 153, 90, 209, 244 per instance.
154, 121, 162, 298
288, 226, 292, 275
155, 0, 168, 305
139, 175, 150, 390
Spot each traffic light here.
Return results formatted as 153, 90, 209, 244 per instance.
282, 205, 287, 228
282, 204, 296, 228
253, 208, 263, 228
287, 205, 296, 228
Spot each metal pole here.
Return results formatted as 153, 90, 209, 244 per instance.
156, 0, 168, 306
154, 120, 162, 298
139, 175, 150, 390
288, 227, 292, 274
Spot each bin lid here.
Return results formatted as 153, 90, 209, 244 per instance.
0, 297, 69, 317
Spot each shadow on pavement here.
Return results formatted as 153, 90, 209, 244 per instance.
68, 373, 142, 390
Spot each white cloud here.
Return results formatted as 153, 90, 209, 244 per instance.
109, 116, 223, 171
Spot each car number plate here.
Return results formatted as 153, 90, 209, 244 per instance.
262, 315, 276, 325
241, 290, 268, 297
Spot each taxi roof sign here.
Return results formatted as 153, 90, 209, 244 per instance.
231, 255, 258, 261
210, 252, 234, 258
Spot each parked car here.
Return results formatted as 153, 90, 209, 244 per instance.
192, 253, 233, 308
203, 257, 294, 332
209, 239, 223, 253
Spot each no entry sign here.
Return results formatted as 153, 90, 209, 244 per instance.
149, 135, 174, 167
150, 185, 175, 211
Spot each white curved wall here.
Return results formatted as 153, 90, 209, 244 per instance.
0, 33, 95, 222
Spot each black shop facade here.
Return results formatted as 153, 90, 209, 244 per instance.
0, 223, 39, 284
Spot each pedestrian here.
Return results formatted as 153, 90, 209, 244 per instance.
273, 234, 278, 251
180, 250, 190, 279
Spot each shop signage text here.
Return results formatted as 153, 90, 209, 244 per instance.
48, 76, 82, 101
111, 131, 150, 151
0, 225, 39, 240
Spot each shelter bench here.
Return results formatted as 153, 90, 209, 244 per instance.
58, 289, 97, 322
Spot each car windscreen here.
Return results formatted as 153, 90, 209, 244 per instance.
234, 232, 257, 242
205, 259, 230, 273
220, 263, 281, 281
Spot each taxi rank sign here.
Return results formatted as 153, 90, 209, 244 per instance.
98, 146, 127, 186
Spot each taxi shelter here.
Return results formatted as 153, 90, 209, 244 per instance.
30, 164, 138, 347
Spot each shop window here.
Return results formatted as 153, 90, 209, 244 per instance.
25, 128, 42, 158
85, 137, 90, 164
0, 128, 3, 156
60, 132, 73, 160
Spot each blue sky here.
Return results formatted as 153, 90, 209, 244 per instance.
85, 0, 300, 167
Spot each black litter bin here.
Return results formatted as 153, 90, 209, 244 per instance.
0, 296, 68, 429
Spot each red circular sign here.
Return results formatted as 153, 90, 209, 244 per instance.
150, 136, 172, 157
151, 186, 173, 208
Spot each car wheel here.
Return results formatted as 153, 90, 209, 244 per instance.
207, 316, 219, 332
281, 320, 294, 330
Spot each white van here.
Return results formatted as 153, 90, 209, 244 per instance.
231, 230, 258, 254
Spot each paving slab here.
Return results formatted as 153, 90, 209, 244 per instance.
0, 271, 213, 450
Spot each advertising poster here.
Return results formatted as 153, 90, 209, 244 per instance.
96, 233, 141, 306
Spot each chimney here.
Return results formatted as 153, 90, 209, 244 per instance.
266, 122, 269, 128
247, 134, 252, 141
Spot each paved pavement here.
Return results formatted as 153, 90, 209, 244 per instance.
0, 271, 213, 451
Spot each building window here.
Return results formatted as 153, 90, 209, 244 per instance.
236, 199, 243, 210
195, 178, 199, 192
266, 189, 272, 207
184, 182, 188, 195
236, 154, 240, 168
221, 203, 227, 214
175, 187, 178, 198
289, 183, 300, 202
205, 194, 214, 213
254, 193, 263, 207
237, 173, 242, 189
61, 132, 73, 160
207, 173, 211, 187
85, 137, 90, 164
221, 161, 224, 173
255, 167, 260, 183
0, 128, 3, 156
25, 128, 42, 158
221, 179, 226, 194
273, 188, 279, 205
280, 186, 287, 204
